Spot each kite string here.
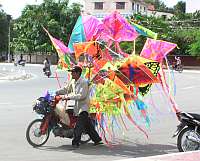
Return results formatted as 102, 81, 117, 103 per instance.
54, 70, 62, 88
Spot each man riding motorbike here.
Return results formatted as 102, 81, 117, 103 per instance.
175, 56, 181, 68
43, 58, 51, 77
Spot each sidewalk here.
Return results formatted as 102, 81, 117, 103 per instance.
183, 66, 200, 70
0, 67, 32, 81
118, 150, 200, 161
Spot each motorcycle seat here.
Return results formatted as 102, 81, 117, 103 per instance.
188, 113, 200, 121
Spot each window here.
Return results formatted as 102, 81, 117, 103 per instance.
132, 2, 135, 10
144, 7, 146, 12
94, 2, 103, 10
116, 2, 125, 9
136, 4, 139, 12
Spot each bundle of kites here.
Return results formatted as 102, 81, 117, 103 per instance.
44, 11, 180, 144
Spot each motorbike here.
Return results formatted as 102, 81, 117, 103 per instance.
14, 60, 26, 66
172, 111, 200, 152
171, 62, 183, 73
43, 67, 51, 78
26, 91, 93, 147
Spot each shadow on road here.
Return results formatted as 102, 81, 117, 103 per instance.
36, 142, 178, 158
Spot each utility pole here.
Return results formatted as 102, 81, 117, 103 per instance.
6, 15, 11, 63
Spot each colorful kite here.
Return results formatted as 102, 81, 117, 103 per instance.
43, 28, 74, 70
45, 11, 179, 143
140, 38, 177, 63
68, 14, 103, 52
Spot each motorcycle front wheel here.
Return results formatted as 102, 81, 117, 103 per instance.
177, 127, 200, 152
26, 119, 50, 147
176, 65, 183, 73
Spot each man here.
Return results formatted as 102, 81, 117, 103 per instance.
56, 65, 102, 148
175, 56, 181, 68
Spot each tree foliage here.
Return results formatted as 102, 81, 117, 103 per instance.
11, 0, 82, 55
0, 6, 9, 53
174, 1, 186, 15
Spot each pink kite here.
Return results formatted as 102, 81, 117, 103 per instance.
140, 38, 177, 62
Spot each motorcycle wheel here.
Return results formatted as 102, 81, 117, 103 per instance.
177, 127, 200, 152
26, 119, 50, 147
177, 65, 183, 73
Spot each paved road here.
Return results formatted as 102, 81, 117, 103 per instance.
0, 63, 200, 161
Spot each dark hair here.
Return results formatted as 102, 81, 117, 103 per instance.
69, 66, 82, 75
45, 58, 49, 63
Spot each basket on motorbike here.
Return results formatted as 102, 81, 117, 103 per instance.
33, 97, 52, 115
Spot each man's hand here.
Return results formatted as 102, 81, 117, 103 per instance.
61, 96, 70, 101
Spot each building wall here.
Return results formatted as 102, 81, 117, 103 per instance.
84, 0, 148, 18
147, 10, 174, 19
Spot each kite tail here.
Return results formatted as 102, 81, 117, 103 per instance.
123, 102, 148, 138
135, 99, 150, 128
96, 113, 112, 146
158, 73, 180, 114
164, 57, 176, 96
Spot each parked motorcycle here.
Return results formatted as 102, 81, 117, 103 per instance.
14, 60, 26, 66
172, 111, 200, 152
26, 91, 92, 147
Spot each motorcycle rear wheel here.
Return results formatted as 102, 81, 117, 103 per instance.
176, 65, 183, 73
26, 119, 50, 147
177, 127, 200, 152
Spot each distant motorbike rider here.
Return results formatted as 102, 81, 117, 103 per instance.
18, 54, 23, 64
175, 56, 181, 68
55, 65, 102, 148
43, 58, 51, 72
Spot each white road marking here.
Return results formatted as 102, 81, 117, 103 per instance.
0, 102, 12, 105
182, 86, 195, 90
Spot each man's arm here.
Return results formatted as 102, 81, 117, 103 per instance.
56, 87, 68, 95
68, 81, 88, 100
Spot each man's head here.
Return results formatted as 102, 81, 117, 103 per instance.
68, 66, 82, 80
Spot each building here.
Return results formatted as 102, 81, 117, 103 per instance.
82, 0, 173, 19
83, 0, 149, 19
147, 7, 174, 19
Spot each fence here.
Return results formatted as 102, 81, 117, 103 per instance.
2, 53, 200, 66
14, 53, 58, 65
167, 55, 200, 66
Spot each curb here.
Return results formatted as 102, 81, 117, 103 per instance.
117, 150, 200, 161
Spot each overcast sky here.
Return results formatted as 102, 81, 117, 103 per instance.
0, 0, 198, 19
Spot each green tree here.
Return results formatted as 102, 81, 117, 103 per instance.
188, 31, 200, 56
0, 6, 9, 55
174, 1, 186, 14
11, 0, 82, 59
